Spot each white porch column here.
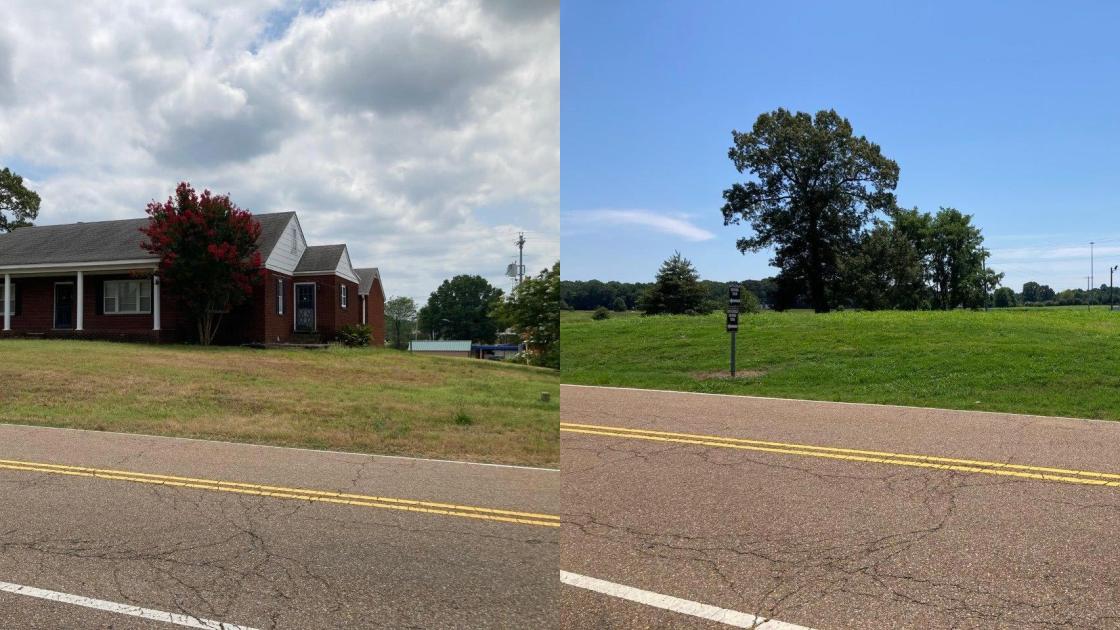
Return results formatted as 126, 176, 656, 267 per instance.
3, 274, 10, 331
76, 271, 84, 331
153, 275, 161, 331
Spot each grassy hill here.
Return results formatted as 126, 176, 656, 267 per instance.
562, 308, 1120, 421
0, 340, 558, 466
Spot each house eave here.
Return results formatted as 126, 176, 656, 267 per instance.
0, 259, 160, 275
292, 270, 360, 283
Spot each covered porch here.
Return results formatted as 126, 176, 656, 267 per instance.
1, 261, 168, 341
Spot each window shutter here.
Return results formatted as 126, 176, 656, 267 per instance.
13, 282, 21, 316
95, 279, 104, 315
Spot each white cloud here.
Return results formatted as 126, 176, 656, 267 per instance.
0, 0, 558, 303
565, 209, 716, 242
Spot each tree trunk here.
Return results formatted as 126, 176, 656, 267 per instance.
196, 310, 224, 345
806, 217, 830, 313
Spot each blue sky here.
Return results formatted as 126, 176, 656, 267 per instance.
561, 1, 1120, 291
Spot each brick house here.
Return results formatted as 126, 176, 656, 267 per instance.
0, 212, 385, 345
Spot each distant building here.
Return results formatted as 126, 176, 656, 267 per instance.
408, 340, 471, 358
471, 343, 522, 361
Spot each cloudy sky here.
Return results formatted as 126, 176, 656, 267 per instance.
0, 0, 558, 303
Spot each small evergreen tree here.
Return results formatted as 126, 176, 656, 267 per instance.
611, 297, 627, 312
640, 252, 709, 315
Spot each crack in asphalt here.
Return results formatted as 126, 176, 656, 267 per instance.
0, 460, 554, 629
564, 434, 1119, 629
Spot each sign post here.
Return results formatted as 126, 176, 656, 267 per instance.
727, 283, 741, 377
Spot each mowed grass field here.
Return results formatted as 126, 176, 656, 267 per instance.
0, 340, 558, 466
562, 307, 1120, 421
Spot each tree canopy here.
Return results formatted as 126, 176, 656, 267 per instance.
721, 109, 899, 312
928, 208, 1001, 310
640, 251, 709, 315
385, 296, 418, 350
140, 182, 264, 345
0, 167, 41, 232
493, 261, 560, 368
418, 275, 504, 343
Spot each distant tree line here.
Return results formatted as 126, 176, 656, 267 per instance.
561, 274, 774, 312
990, 282, 1120, 308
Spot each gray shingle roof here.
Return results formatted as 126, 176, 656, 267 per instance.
295, 244, 346, 273
354, 267, 380, 295
256, 211, 296, 263
0, 212, 295, 267
0, 217, 153, 266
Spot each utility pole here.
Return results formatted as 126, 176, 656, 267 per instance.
516, 232, 526, 284
1091, 241, 1095, 288
1087, 276, 1092, 311
1112, 265, 1118, 311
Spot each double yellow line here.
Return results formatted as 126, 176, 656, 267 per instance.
561, 422, 1120, 488
0, 458, 560, 528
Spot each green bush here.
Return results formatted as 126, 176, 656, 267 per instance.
592, 306, 611, 320
337, 323, 372, 347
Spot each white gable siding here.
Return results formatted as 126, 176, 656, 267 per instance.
335, 247, 360, 283
264, 215, 307, 274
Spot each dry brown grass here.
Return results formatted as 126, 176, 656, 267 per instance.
0, 340, 559, 466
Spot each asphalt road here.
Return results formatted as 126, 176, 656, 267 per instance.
561, 384, 1120, 629
0, 424, 558, 629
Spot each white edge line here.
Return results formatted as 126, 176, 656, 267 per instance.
0, 580, 257, 630
0, 423, 558, 472
560, 383, 1120, 427
559, 571, 812, 630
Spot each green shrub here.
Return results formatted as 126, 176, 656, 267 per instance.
592, 306, 611, 320
337, 323, 372, 347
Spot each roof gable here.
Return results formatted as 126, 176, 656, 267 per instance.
294, 244, 360, 283
255, 212, 298, 262
261, 213, 306, 274
354, 267, 381, 295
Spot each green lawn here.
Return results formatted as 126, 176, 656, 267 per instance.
562, 308, 1120, 420
0, 340, 558, 466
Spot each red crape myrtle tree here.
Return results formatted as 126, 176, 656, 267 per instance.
140, 183, 264, 345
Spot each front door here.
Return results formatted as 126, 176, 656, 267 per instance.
54, 283, 74, 329
295, 284, 315, 332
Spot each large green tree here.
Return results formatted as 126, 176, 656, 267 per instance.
384, 296, 418, 350
927, 208, 1002, 309
493, 262, 560, 368
418, 275, 503, 342
845, 208, 931, 310
0, 167, 41, 232
721, 109, 899, 312
640, 251, 709, 315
